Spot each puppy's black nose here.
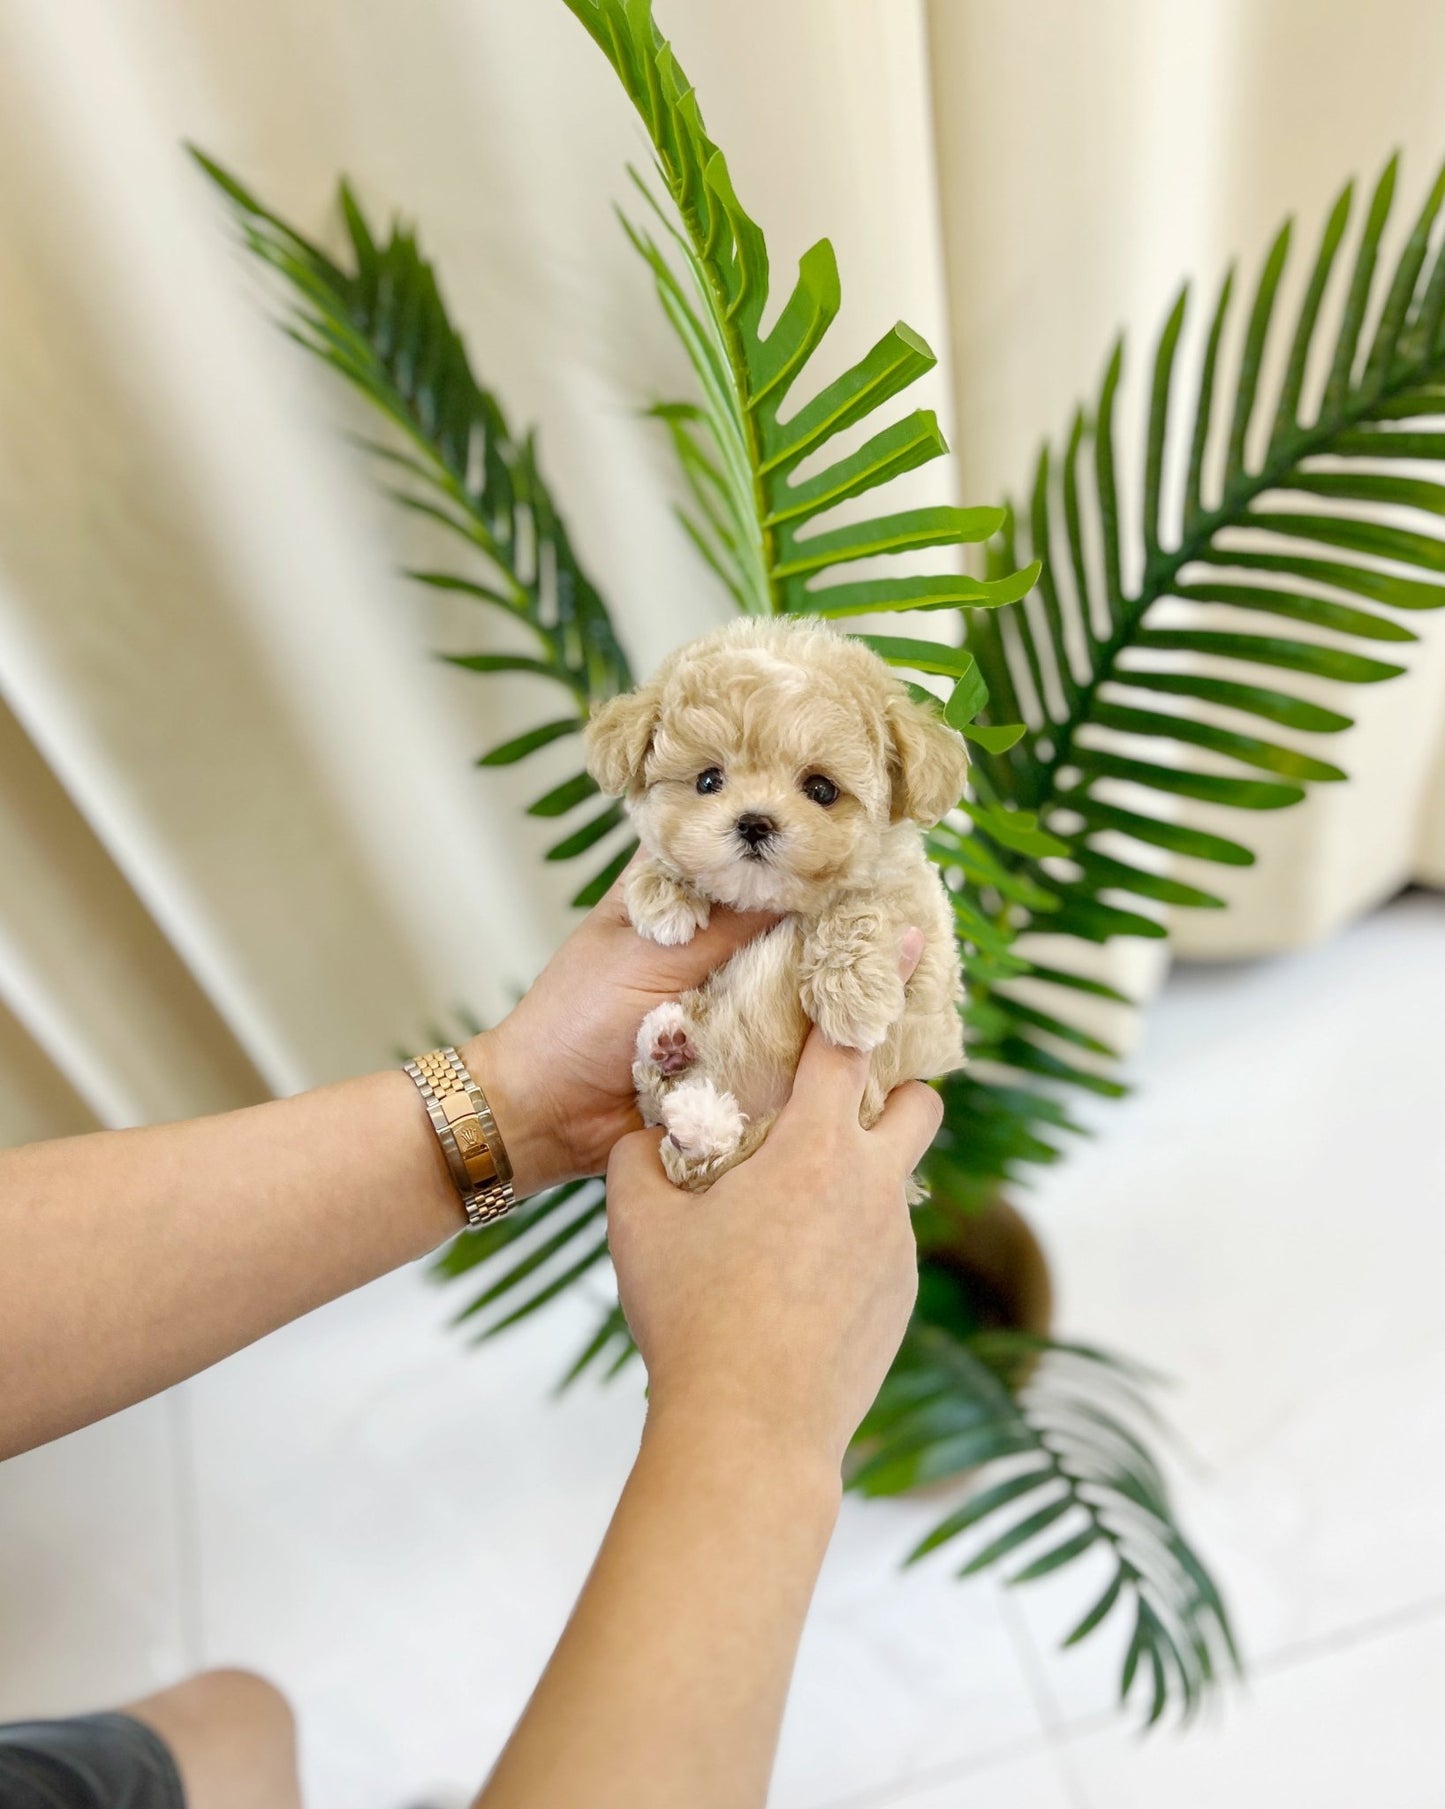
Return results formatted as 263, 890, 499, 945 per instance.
735, 812, 776, 848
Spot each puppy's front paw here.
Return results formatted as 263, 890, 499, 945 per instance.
802, 910, 905, 1051
659, 1078, 745, 1189
626, 864, 711, 948
804, 967, 905, 1053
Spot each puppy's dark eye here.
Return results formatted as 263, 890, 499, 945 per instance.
802, 773, 839, 807
696, 767, 725, 795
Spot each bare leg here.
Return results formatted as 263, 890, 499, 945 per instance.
124, 1669, 301, 1809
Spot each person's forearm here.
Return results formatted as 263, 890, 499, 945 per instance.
0, 1032, 541, 1459
477, 1407, 841, 1809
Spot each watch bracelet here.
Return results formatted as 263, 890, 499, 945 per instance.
404, 1045, 515, 1228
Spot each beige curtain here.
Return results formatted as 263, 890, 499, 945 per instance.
932, 0, 1445, 956
2, 0, 1443, 1142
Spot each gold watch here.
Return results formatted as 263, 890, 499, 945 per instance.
404, 1045, 515, 1227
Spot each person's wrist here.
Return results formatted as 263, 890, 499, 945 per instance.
642, 1384, 848, 1508
459, 1026, 563, 1199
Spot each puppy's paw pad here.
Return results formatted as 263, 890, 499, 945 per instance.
661, 1078, 745, 1162
654, 1029, 696, 1074
635, 1002, 698, 1076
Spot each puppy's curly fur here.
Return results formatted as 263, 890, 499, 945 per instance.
586, 617, 967, 1191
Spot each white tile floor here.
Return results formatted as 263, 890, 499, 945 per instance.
1, 891, 1442, 1808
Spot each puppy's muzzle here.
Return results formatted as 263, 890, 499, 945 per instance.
734, 812, 777, 857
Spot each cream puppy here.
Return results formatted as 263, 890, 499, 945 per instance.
585, 617, 968, 1191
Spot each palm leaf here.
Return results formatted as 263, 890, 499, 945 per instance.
560, 0, 1037, 742
193, 152, 638, 906
434, 1177, 614, 1339
944, 152, 1445, 1191
854, 1324, 1238, 1727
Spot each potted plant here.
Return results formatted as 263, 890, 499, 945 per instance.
197, 0, 1445, 1727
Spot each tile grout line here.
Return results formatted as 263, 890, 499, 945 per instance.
165, 1383, 206, 1673
804, 1729, 1059, 1809
1045, 1589, 1445, 1755
996, 1583, 1095, 1809
1249, 1588, 1445, 1683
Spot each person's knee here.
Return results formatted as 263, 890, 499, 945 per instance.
186, 1667, 296, 1745
125, 1666, 300, 1809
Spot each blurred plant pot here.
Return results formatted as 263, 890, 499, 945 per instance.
915, 1193, 1054, 1340
846, 1192, 1056, 1501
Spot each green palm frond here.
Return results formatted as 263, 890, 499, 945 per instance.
434, 1178, 614, 1342
560, 0, 1037, 746
938, 154, 1445, 1196
855, 1324, 1238, 1727
192, 152, 638, 907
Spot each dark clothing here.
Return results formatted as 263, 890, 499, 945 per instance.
0, 1712, 184, 1808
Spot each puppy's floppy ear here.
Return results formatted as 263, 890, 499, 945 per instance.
585, 684, 660, 796
885, 692, 970, 826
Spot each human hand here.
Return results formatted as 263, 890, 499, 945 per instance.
464, 863, 777, 1197
604, 932, 940, 1477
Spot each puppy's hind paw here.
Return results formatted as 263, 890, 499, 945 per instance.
660, 1078, 745, 1189
635, 1002, 698, 1077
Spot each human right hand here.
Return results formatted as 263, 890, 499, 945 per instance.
604, 941, 941, 1477
483, 968, 939, 1809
